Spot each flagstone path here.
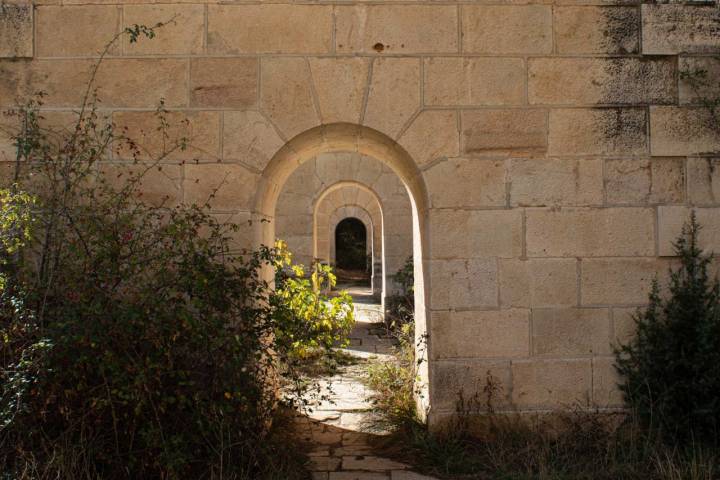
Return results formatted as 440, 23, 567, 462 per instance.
294, 286, 439, 480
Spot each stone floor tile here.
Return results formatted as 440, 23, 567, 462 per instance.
342, 456, 409, 471
329, 472, 390, 480
310, 456, 342, 472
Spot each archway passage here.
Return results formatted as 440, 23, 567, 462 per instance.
260, 123, 433, 476
334, 217, 370, 286
255, 123, 430, 418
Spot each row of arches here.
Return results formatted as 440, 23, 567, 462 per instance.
253, 123, 431, 416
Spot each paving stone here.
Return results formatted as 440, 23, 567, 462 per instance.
342, 456, 409, 471
311, 456, 343, 472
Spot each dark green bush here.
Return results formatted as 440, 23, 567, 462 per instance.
0, 98, 299, 478
0, 27, 343, 479
615, 212, 720, 442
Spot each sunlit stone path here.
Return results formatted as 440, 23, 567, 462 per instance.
295, 286, 438, 480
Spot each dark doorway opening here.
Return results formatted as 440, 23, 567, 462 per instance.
335, 217, 370, 286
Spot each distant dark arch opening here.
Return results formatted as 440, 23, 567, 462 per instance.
334, 217, 369, 285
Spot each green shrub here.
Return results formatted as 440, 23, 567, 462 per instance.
0, 100, 299, 478
385, 256, 414, 332
615, 212, 720, 442
272, 246, 354, 360
0, 27, 347, 478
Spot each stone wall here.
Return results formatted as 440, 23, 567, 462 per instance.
1, 0, 719, 427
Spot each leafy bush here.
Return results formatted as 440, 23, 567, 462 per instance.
272, 247, 354, 360
0, 26, 350, 479
384, 256, 414, 332
615, 213, 720, 442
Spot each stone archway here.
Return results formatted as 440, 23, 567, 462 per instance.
253, 122, 431, 415
313, 181, 385, 299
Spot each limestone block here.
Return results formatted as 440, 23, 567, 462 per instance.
429, 209, 522, 259
0, 59, 84, 107
657, 206, 720, 256
642, 4, 720, 55
526, 207, 655, 257
124, 4, 204, 55
222, 111, 284, 172
679, 57, 720, 105
532, 308, 611, 357
0, 162, 15, 187
548, 108, 647, 156
431, 309, 530, 360
687, 158, 720, 206
212, 211, 254, 254
612, 307, 637, 345
581, 258, 667, 305
461, 109, 547, 157
0, 58, 188, 108
529, 58, 676, 105
347, 155, 385, 188
37, 5, 119, 57
650, 106, 720, 157
190, 58, 257, 109
592, 357, 623, 407
554, 6, 639, 55
184, 163, 258, 211
0, 3, 33, 58
364, 58, 421, 139
1, 111, 108, 162
605, 158, 685, 205
283, 236, 313, 267
462, 6, 552, 54
424, 159, 506, 209
423, 57, 526, 106
277, 192, 313, 217
397, 110, 459, 168
308, 58, 369, 124
430, 258, 498, 310
384, 233, 413, 259
335, 5, 458, 54
511, 359, 591, 409
113, 111, 220, 161
99, 163, 182, 207
509, 158, 603, 207
372, 170, 408, 198
276, 214, 313, 237
431, 360, 512, 411
207, 5, 332, 54
260, 57, 319, 140
0, 112, 25, 161
499, 259, 578, 308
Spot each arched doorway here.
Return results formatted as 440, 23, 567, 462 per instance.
253, 123, 431, 415
334, 217, 370, 286
312, 181, 386, 300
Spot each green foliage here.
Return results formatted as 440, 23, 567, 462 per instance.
0, 25, 347, 479
615, 212, 720, 442
385, 256, 414, 332
272, 244, 354, 360
0, 102, 290, 478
